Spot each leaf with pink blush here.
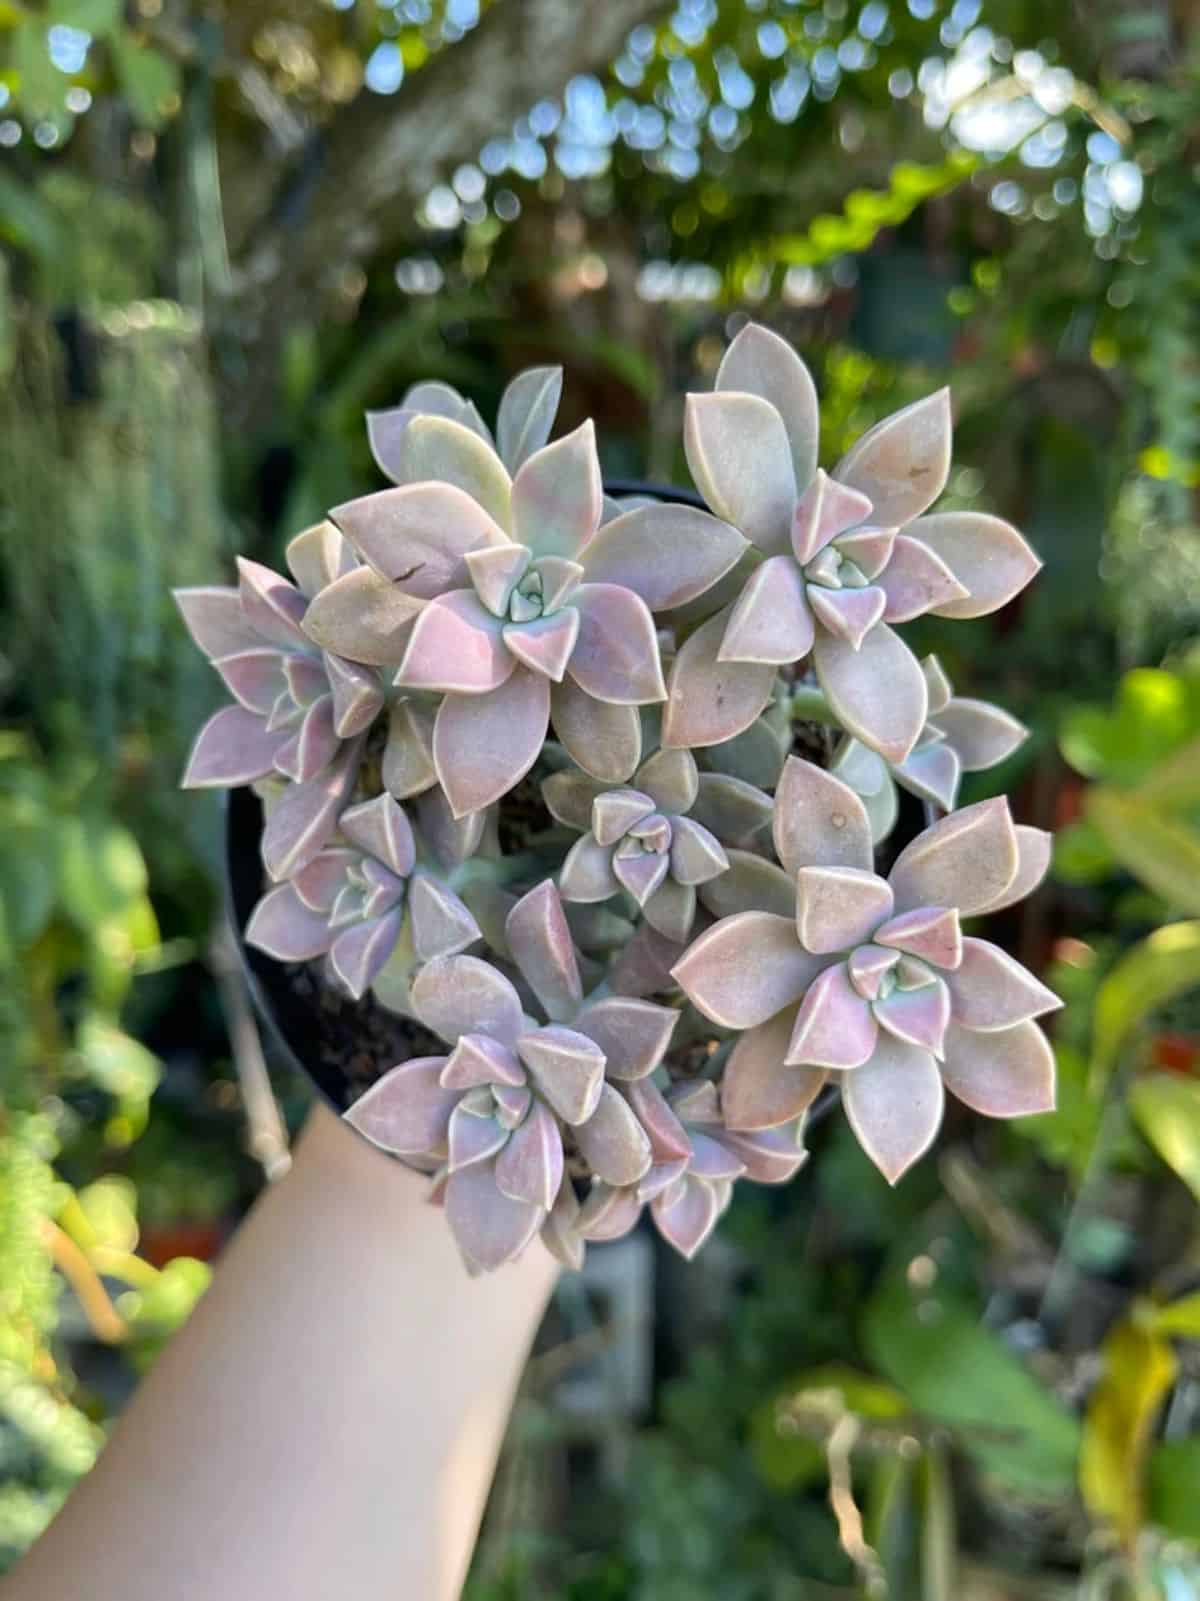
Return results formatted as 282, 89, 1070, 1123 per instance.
978, 825, 1052, 913
672, 911, 825, 1030
638, 1159, 690, 1204
794, 864, 894, 955
366, 382, 481, 482
652, 1174, 722, 1260
720, 1123, 808, 1185
236, 558, 309, 650
612, 844, 670, 906
301, 566, 424, 666
559, 834, 620, 903
589, 788, 653, 846
182, 705, 290, 788
944, 937, 1061, 1031
447, 1102, 510, 1173
834, 389, 952, 528
833, 526, 896, 581
624, 1078, 692, 1164
842, 1034, 945, 1184
773, 757, 874, 876
396, 590, 514, 695
567, 583, 665, 705
245, 881, 334, 961
579, 1182, 642, 1242
813, 621, 928, 767
411, 954, 525, 1047
324, 653, 384, 738
496, 365, 563, 473
444, 1164, 543, 1273
503, 607, 580, 682
877, 533, 969, 623
941, 1019, 1055, 1117
174, 586, 260, 660
440, 1032, 525, 1089
329, 909, 404, 999
408, 874, 481, 963
541, 1176, 584, 1271
328, 483, 506, 595
344, 1058, 456, 1157
397, 414, 512, 530
807, 584, 887, 651
285, 519, 356, 598
292, 847, 356, 913
717, 321, 821, 486
669, 817, 728, 885
494, 1100, 564, 1210
464, 542, 531, 616
690, 774, 773, 849
720, 553, 816, 665
510, 420, 602, 559
643, 877, 697, 942
274, 695, 339, 783
684, 391, 796, 555
574, 1083, 654, 1187
581, 502, 747, 611
662, 609, 777, 749
888, 796, 1018, 917
847, 943, 899, 1000
433, 667, 550, 818
573, 997, 677, 1081
699, 851, 795, 919
516, 1026, 606, 1125
213, 649, 288, 715
688, 1130, 746, 1182
722, 1005, 825, 1129
338, 791, 415, 877
633, 747, 696, 816
542, 770, 608, 832
875, 905, 962, 970
791, 471, 874, 565
506, 879, 583, 1023
903, 511, 1042, 620
551, 677, 642, 782
786, 961, 877, 1069
874, 974, 951, 1057
414, 783, 484, 869
932, 697, 1028, 771
892, 739, 961, 812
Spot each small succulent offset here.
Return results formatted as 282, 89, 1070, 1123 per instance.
178, 323, 1058, 1274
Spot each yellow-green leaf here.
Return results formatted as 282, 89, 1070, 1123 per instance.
1151, 1291, 1200, 1340
1129, 1074, 1200, 1201
1080, 1318, 1177, 1546
1090, 921, 1200, 1088
1086, 787, 1200, 913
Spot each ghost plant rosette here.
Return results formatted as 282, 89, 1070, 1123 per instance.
178, 322, 1058, 1273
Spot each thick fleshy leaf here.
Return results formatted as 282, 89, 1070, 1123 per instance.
329, 483, 505, 594
786, 961, 877, 1069
591, 788, 656, 847
541, 1177, 585, 1271
444, 1164, 543, 1272
643, 877, 698, 942
834, 389, 952, 528
878, 533, 969, 623
573, 997, 677, 1081
578, 1181, 642, 1242
847, 943, 900, 1000
397, 414, 512, 530
636, 747, 699, 817
509, 421, 601, 560
414, 783, 484, 870
261, 739, 361, 880
567, 583, 665, 705
274, 694, 340, 783
433, 668, 550, 818
245, 881, 334, 961
447, 1103, 509, 1173
494, 1100, 563, 1209
808, 584, 887, 651
440, 1032, 525, 1090
535, 555, 585, 613
892, 740, 962, 812
323, 653, 384, 738
830, 736, 889, 797
794, 865, 893, 955
344, 1058, 455, 1157
684, 391, 796, 555
286, 520, 356, 598
396, 589, 514, 695
652, 1175, 722, 1260
717, 321, 820, 486
720, 554, 815, 665
411, 955, 524, 1047
874, 974, 951, 1057
408, 874, 481, 962
496, 365, 563, 473
720, 1123, 808, 1184
672, 911, 824, 1029
503, 607, 580, 682
182, 705, 289, 788
773, 756, 873, 876
329, 909, 404, 999
669, 1079, 721, 1126
921, 653, 954, 715
703, 714, 789, 790
464, 541, 531, 617
174, 585, 259, 660
834, 525, 896, 581
940, 1019, 1056, 1117
612, 845, 670, 907
813, 622, 928, 766
366, 386, 475, 482
688, 1130, 746, 1182
723, 1006, 826, 1130
301, 566, 423, 666
933, 697, 1028, 771
551, 677, 641, 781
979, 825, 1052, 914
559, 834, 620, 902
662, 608, 777, 749
505, 879, 583, 1023
542, 769, 608, 832
699, 851, 795, 919
213, 649, 288, 715
582, 503, 746, 611
791, 470, 873, 565
904, 511, 1042, 620
516, 1026, 606, 1125
236, 558, 309, 650
944, 938, 1061, 1031
669, 817, 728, 886
842, 1035, 945, 1184
690, 774, 772, 848
875, 905, 962, 971
624, 1078, 692, 1163
339, 792, 415, 877
574, 1083, 653, 1186
889, 796, 1018, 917
292, 847, 356, 913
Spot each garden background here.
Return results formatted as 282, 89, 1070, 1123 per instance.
2, 0, 1200, 1594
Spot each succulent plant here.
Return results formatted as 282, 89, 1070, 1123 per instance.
179, 325, 1060, 1273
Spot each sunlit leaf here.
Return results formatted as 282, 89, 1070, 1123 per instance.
1130, 1074, 1200, 1201
1090, 922, 1200, 1088
1080, 1317, 1176, 1546
1085, 786, 1200, 913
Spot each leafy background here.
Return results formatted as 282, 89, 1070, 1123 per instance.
1, 0, 1200, 1594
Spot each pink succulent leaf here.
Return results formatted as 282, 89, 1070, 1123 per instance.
465, 542, 532, 616
440, 1032, 526, 1090
581, 503, 747, 611
662, 609, 777, 749
444, 1163, 543, 1273
509, 420, 602, 560
285, 519, 358, 598
932, 697, 1029, 771
541, 1177, 585, 1271
433, 667, 551, 818
516, 1026, 606, 1124
285, 654, 340, 712
410, 954, 525, 1047
652, 1174, 723, 1260
791, 471, 875, 566
813, 622, 928, 766
344, 1058, 455, 1157
573, 1083, 654, 1187
261, 738, 362, 880
794, 865, 895, 955
720, 554, 816, 666
877, 533, 970, 624
359, 858, 406, 920
414, 785, 484, 872
668, 1079, 721, 1125
366, 380, 487, 479
847, 943, 900, 1000
292, 847, 357, 913
612, 843, 671, 907
786, 961, 878, 1069
719, 1122, 808, 1185
496, 365, 563, 473
920, 653, 954, 714
213, 649, 288, 716
447, 1102, 510, 1173
638, 1159, 690, 1204
888, 796, 1019, 917
690, 774, 773, 849
590, 788, 655, 846
832, 526, 896, 582
505, 879, 584, 1023
834, 389, 952, 528
366, 407, 416, 483
611, 922, 688, 998
567, 583, 666, 705
643, 877, 698, 942
403, 378, 493, 436
542, 770, 609, 832
572, 997, 678, 1081
408, 874, 482, 963
723, 1005, 825, 1130
338, 792, 415, 877
842, 1034, 945, 1184
551, 678, 642, 781
182, 705, 290, 788
940, 1019, 1056, 1117
502, 607, 581, 682
892, 738, 962, 812
244, 881, 334, 962
324, 653, 384, 738
672, 911, 826, 1030
174, 585, 261, 660
684, 391, 796, 555
624, 1078, 693, 1163
396, 589, 515, 695
329, 882, 366, 930
873, 974, 951, 1058
979, 825, 1053, 914
944, 938, 1062, 1031
773, 757, 874, 877
274, 694, 340, 783
494, 1100, 564, 1210
396, 414, 512, 530
807, 584, 888, 651
902, 511, 1042, 620
716, 321, 820, 486
329, 909, 405, 1000
636, 747, 700, 816
875, 905, 962, 971
559, 834, 621, 903
579, 1181, 643, 1242
699, 851, 796, 919
688, 1130, 746, 1182
328, 483, 506, 594
669, 816, 728, 886
301, 566, 424, 666
534, 555, 585, 613
235, 557, 310, 651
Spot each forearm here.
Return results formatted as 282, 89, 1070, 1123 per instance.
6, 1102, 558, 1601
